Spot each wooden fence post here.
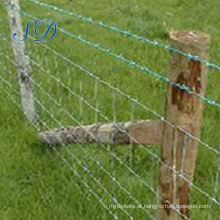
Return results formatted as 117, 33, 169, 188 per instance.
6, 0, 36, 123
159, 31, 210, 220
39, 120, 164, 145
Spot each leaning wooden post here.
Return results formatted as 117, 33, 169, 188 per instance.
159, 31, 210, 220
6, 0, 36, 123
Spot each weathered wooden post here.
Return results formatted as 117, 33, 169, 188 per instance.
39, 120, 164, 145
6, 0, 36, 123
159, 31, 210, 220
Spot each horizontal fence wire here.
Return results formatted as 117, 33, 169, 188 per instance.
28, 42, 220, 208
25, 0, 220, 72
1, 24, 219, 158
0, 29, 160, 219
0, 43, 218, 219
0, 67, 187, 220
4, 2, 220, 112
27, 39, 220, 157
0, 28, 219, 213
3, 2, 220, 157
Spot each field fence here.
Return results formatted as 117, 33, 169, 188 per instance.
0, 0, 220, 219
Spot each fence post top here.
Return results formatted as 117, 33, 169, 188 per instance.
169, 31, 210, 51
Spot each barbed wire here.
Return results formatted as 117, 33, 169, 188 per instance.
0, 37, 189, 219
0, 24, 219, 197
24, 37, 220, 158
1, 39, 218, 220
28, 50, 220, 208
0, 45, 159, 219
5, 4, 220, 113
1, 33, 219, 212
24, 0, 220, 73
1, 32, 220, 211
0, 69, 130, 220
1, 59, 216, 218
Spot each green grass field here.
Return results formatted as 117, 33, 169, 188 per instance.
0, 0, 220, 219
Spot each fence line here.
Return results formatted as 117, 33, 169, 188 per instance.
0, 31, 219, 211
0, 72, 131, 219
1, 29, 219, 159
0, 72, 186, 220
0, 61, 216, 219
25, 0, 220, 73
1, 22, 219, 192
5, 4, 220, 113
0, 46, 159, 220
1, 25, 220, 208
29, 37, 220, 157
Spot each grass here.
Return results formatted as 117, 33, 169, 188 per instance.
0, 0, 220, 219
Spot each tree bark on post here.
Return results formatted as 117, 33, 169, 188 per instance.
39, 120, 164, 146
6, 0, 36, 123
159, 31, 210, 220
